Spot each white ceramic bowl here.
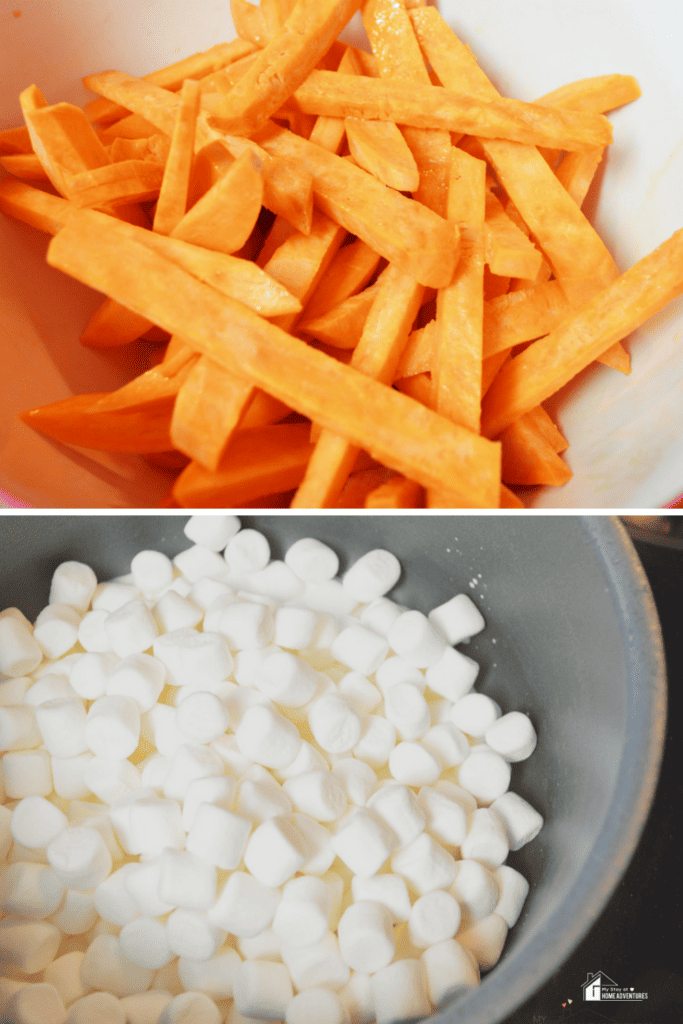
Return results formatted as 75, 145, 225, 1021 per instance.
1, 0, 682, 508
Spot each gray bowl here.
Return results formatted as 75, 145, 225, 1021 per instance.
0, 514, 666, 1023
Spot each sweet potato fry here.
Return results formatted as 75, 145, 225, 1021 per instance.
299, 280, 381, 349
364, 475, 424, 508
0, 153, 49, 182
394, 319, 437, 380
65, 159, 165, 207
153, 79, 201, 235
0, 125, 33, 155
483, 280, 573, 359
302, 237, 382, 322
500, 414, 573, 487
344, 118, 420, 192
0, 177, 76, 235
20, 393, 176, 453
484, 191, 543, 281
231, 0, 271, 47
22, 100, 110, 196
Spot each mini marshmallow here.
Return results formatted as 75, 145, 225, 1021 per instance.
130, 550, 174, 596
358, 596, 404, 638
80, 934, 155, 996
154, 591, 203, 634
106, 654, 166, 713
280, 932, 350, 992
458, 748, 512, 806
23, 673, 76, 706
223, 528, 270, 575
3, 983, 66, 1024
236, 704, 302, 769
383, 683, 431, 741
484, 711, 537, 762
371, 959, 431, 1024
237, 928, 281, 963
64, 991, 125, 1024
417, 786, 468, 847
202, 594, 239, 635
124, 796, 184, 856
159, 993, 222, 1024
331, 625, 389, 676
175, 690, 229, 744
338, 901, 396, 973
286, 988, 347, 1024
0, 675, 32, 705
243, 815, 308, 887
421, 939, 480, 1007
339, 972, 374, 1024
124, 860, 175, 919
166, 908, 226, 962
82, 756, 141, 805
460, 808, 509, 869
242, 561, 304, 603
233, 959, 293, 1021
162, 742, 225, 802
237, 775, 293, 822
143, 703, 186, 758
43, 949, 90, 1006
208, 871, 279, 937
121, 992, 173, 1024
425, 646, 479, 703
457, 913, 508, 969
331, 758, 377, 806
0, 803, 11, 858
292, 814, 336, 875
387, 610, 447, 669
69, 651, 118, 700
77, 609, 112, 653
49, 560, 98, 613
184, 514, 241, 551
119, 918, 174, 970
47, 826, 113, 890
209, 733, 254, 777
10, 796, 68, 849
272, 875, 334, 947
429, 593, 485, 644
449, 693, 501, 740
351, 873, 411, 923
0, 704, 42, 751
489, 791, 544, 850
337, 671, 381, 716
189, 577, 233, 611
0, 918, 61, 974
32, 604, 81, 660
104, 600, 159, 659
221, 682, 273, 728
182, 774, 236, 832
374, 656, 425, 694
303, 580, 358, 617
49, 888, 97, 935
342, 549, 401, 603
421, 723, 469, 768
0, 861, 65, 919
177, 947, 241, 999
274, 739, 330, 782
273, 605, 318, 650
92, 582, 142, 613
283, 770, 347, 822
352, 715, 396, 767
217, 600, 276, 651
174, 545, 231, 583
389, 741, 441, 786
408, 890, 461, 948
331, 808, 397, 877
309, 693, 362, 754
157, 849, 216, 912
150, 960, 183, 997
152, 628, 233, 688
391, 832, 457, 895
35, 697, 88, 759
492, 864, 530, 927
85, 695, 140, 760
2, 749, 52, 798
255, 650, 319, 708
0, 615, 42, 677
284, 538, 340, 583
186, 802, 251, 870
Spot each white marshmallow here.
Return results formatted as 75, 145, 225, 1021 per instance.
425, 646, 479, 702
49, 888, 97, 935
331, 625, 389, 676
338, 901, 395, 973
383, 683, 431, 741
417, 786, 468, 847
0, 675, 32, 705
331, 808, 396, 877
280, 932, 350, 992
460, 808, 509, 868
106, 654, 166, 713
209, 734, 254, 777
371, 959, 431, 1024
0, 616, 42, 677
489, 791, 544, 850
429, 697, 455, 725
224, 528, 271, 574
22, 672, 76, 707
77, 609, 113, 653
80, 934, 155, 996
236, 704, 302, 769
120, 992, 173, 1024
162, 742, 225, 802
255, 650, 319, 708
286, 987, 347, 1024
428, 593, 485, 644
184, 514, 241, 551
351, 873, 411, 923
449, 693, 501, 740
119, 918, 174, 970
0, 803, 11, 858
166, 908, 226, 961
10, 796, 67, 849
182, 773, 237, 832
130, 550, 174, 596
92, 582, 142, 613
387, 610, 447, 670
283, 770, 346, 822
177, 947, 241, 999
202, 593, 238, 635
143, 703, 185, 758
485, 711, 537, 762
242, 561, 304, 603
303, 580, 358, 617
208, 871, 279, 937
0, 918, 61, 974
457, 913, 508, 969
421, 939, 480, 1007
0, 861, 65, 919
0, 704, 42, 751
458, 748, 511, 806
82, 756, 141, 805
221, 682, 273, 729
358, 596, 403, 638
124, 860, 175, 919
408, 890, 461, 948
47, 826, 113, 890
389, 741, 441, 786
352, 715, 396, 768
186, 803, 251, 870
339, 972, 374, 1024
272, 875, 334, 947
175, 690, 229, 744
244, 815, 308, 887
125, 796, 185, 857
238, 776, 292, 822
43, 949, 90, 1006
367, 783, 426, 849
103, 600, 158, 660
154, 591, 203, 634
150, 960, 183, 997
308, 693, 362, 754
35, 697, 88, 759
174, 545, 230, 583
69, 651, 118, 700
64, 991, 125, 1024
233, 959, 293, 1021
152, 628, 233, 688
217, 600, 276, 651
189, 577, 233, 611
273, 739, 329, 782
342, 550, 401, 603
48, 561, 97, 613
331, 758, 377, 806
32, 604, 81, 660
421, 723, 469, 768
159, 992, 222, 1024
374, 656, 425, 694
292, 814, 336, 875
337, 672, 381, 716
3, 983, 66, 1024
85, 695, 140, 760
285, 538, 340, 583
390, 832, 457, 895
157, 849, 216, 912
492, 864, 529, 927
3, 749, 52, 798
274, 606, 318, 650
237, 928, 281, 963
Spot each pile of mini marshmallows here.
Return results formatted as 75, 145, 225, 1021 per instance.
0, 516, 543, 1024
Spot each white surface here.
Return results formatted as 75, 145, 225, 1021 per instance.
1, 0, 683, 506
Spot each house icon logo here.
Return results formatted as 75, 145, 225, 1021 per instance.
582, 972, 648, 1002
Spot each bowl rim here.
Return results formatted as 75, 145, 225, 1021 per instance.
431, 514, 667, 1024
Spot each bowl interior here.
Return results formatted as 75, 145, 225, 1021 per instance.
1, 1, 683, 507
0, 514, 666, 1022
